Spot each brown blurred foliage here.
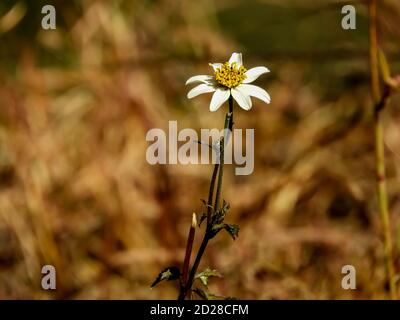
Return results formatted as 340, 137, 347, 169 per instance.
0, 0, 400, 299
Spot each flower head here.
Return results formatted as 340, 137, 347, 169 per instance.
186, 52, 271, 111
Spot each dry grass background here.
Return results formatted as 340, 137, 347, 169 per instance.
0, 0, 400, 299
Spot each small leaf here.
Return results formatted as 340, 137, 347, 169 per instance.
211, 223, 239, 240
223, 223, 240, 240
378, 48, 391, 83
199, 212, 207, 226
193, 288, 219, 300
195, 267, 222, 287
193, 288, 208, 300
151, 266, 180, 288
212, 223, 225, 237
212, 200, 230, 226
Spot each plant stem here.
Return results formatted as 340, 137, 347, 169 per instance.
179, 97, 234, 300
228, 95, 234, 131
183, 233, 210, 299
368, 0, 397, 299
178, 162, 218, 300
214, 139, 224, 211
214, 96, 233, 211
178, 213, 197, 300
206, 164, 219, 226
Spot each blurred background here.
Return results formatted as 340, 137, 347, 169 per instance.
0, 0, 400, 299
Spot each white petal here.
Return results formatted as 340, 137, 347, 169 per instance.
187, 84, 215, 99
186, 75, 213, 85
231, 87, 252, 110
209, 63, 222, 71
209, 88, 230, 112
228, 52, 243, 67
243, 66, 270, 84
238, 84, 271, 104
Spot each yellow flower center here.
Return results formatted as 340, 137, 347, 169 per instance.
214, 62, 247, 88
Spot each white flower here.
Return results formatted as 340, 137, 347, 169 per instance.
186, 52, 271, 111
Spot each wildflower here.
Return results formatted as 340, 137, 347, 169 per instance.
186, 52, 271, 111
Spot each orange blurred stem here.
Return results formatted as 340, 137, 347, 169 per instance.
368, 0, 397, 299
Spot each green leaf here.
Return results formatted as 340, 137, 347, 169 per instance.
195, 267, 222, 287
151, 266, 180, 288
378, 48, 391, 83
212, 200, 230, 226
223, 223, 240, 240
192, 288, 219, 300
211, 223, 239, 240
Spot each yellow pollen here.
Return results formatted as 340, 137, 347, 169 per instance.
214, 62, 247, 88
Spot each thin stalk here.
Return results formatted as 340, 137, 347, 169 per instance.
228, 95, 234, 131
214, 96, 233, 211
214, 139, 224, 211
183, 233, 210, 299
178, 156, 221, 300
178, 213, 197, 300
206, 164, 219, 226
178, 162, 218, 300
368, 0, 397, 299
180, 97, 234, 299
